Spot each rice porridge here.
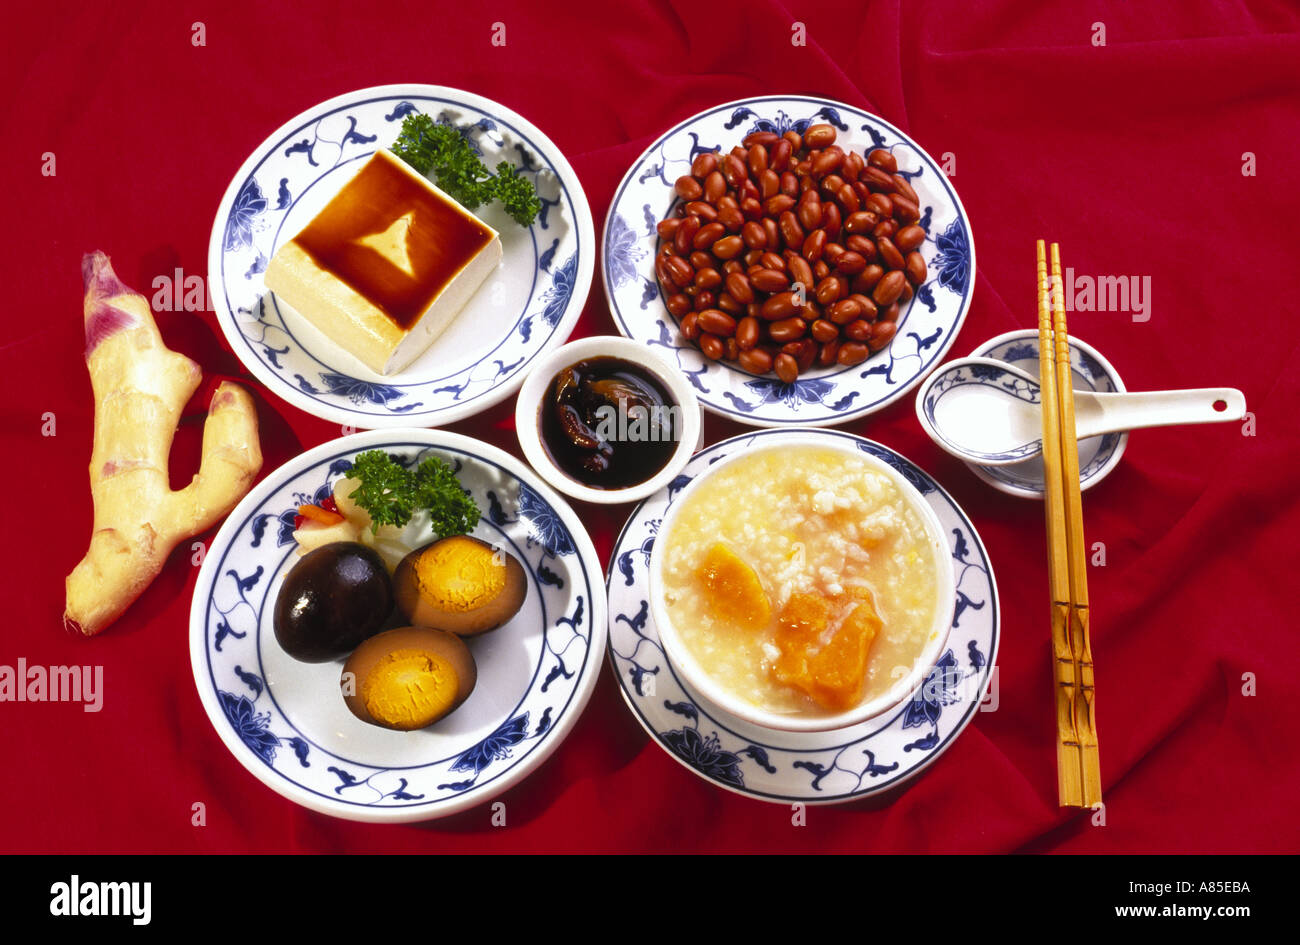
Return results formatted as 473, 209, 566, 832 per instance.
660, 446, 941, 717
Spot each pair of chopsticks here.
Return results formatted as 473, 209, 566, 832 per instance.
1037, 241, 1102, 809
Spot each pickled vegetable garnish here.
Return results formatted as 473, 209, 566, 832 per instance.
539, 356, 680, 489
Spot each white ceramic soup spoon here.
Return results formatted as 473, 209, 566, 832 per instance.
916, 357, 1246, 466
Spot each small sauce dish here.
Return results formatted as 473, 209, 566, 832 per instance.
515, 335, 702, 504
944, 330, 1129, 498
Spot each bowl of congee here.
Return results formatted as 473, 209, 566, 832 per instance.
650, 434, 955, 733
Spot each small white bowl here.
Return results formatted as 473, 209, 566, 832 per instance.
515, 335, 702, 504
648, 433, 956, 733
962, 331, 1129, 498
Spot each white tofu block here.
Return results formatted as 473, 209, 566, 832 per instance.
265, 149, 501, 376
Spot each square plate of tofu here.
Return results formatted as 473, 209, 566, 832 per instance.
209, 84, 594, 428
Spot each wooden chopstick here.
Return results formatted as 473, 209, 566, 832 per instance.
1036, 240, 1084, 808
1048, 243, 1102, 807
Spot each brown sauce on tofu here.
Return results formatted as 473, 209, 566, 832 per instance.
291, 152, 494, 330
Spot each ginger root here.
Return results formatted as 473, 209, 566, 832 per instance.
64, 252, 263, 636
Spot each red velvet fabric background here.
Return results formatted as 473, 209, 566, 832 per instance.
2, 0, 1297, 853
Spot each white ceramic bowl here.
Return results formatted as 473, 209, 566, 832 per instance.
963, 331, 1129, 498
648, 433, 956, 733
515, 335, 702, 504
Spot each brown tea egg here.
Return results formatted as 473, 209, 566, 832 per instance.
394, 535, 527, 636
341, 627, 477, 730
273, 541, 394, 663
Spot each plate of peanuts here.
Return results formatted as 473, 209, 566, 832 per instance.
602, 95, 975, 427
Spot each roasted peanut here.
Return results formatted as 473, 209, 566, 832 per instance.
680, 311, 699, 340
675, 175, 703, 201
693, 221, 726, 251
797, 193, 823, 231
892, 196, 920, 224
657, 218, 681, 240
738, 347, 773, 374
779, 211, 804, 247
844, 319, 873, 342
783, 339, 817, 372
810, 318, 840, 343
774, 353, 800, 384
687, 206, 718, 228
801, 228, 826, 263
656, 122, 930, 381
751, 267, 789, 293
872, 270, 907, 306
675, 215, 701, 255
877, 236, 904, 271
804, 123, 837, 148
821, 202, 842, 238
891, 174, 919, 204
905, 252, 927, 285
836, 183, 861, 214
895, 224, 926, 253
834, 250, 868, 276
664, 255, 693, 287
694, 266, 723, 290
760, 290, 799, 320
697, 308, 737, 336
843, 151, 865, 181
827, 298, 864, 325
869, 321, 897, 351
768, 317, 807, 343
724, 153, 748, 187
787, 255, 815, 291
867, 149, 897, 173
718, 205, 744, 231
736, 315, 760, 350
837, 342, 870, 366
862, 166, 895, 192
711, 235, 744, 259
815, 275, 845, 305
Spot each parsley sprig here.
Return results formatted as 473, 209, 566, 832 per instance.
390, 113, 541, 226
346, 450, 480, 536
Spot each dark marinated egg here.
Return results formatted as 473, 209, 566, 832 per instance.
273, 541, 394, 662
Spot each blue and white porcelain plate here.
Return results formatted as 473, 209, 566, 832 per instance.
208, 84, 595, 428
603, 95, 975, 428
607, 428, 999, 803
189, 430, 605, 822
